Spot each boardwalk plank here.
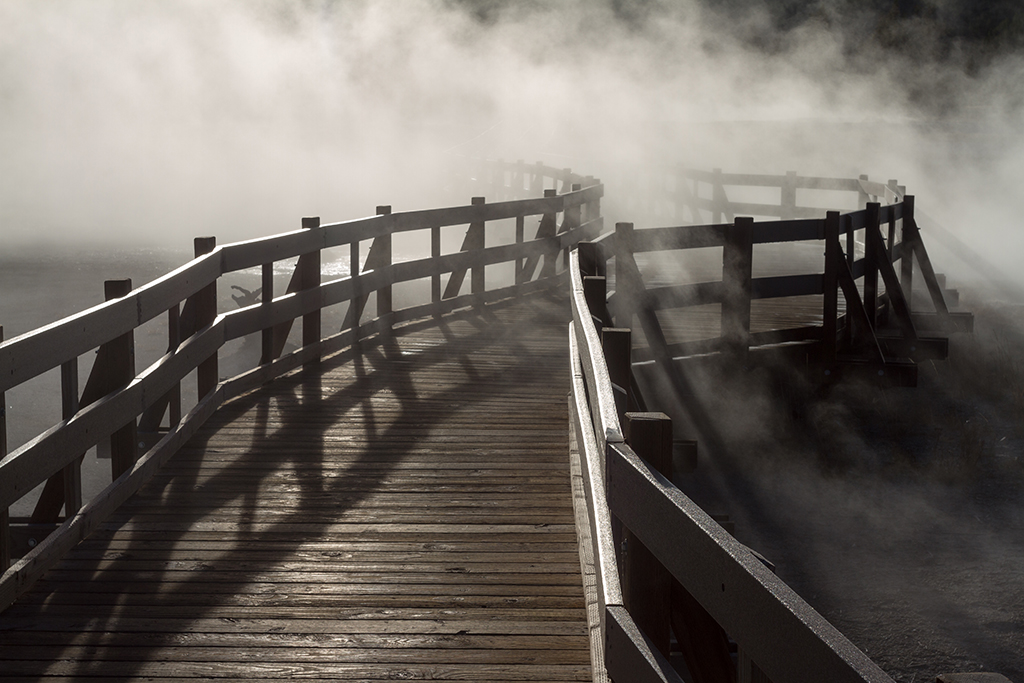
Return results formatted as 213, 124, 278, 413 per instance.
0, 294, 590, 681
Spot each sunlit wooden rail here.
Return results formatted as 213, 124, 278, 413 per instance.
0, 161, 973, 682
568, 170, 971, 682
1, 292, 591, 680
0, 162, 601, 606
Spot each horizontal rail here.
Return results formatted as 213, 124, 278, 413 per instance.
605, 441, 892, 683
0, 160, 601, 609
566, 171, 948, 681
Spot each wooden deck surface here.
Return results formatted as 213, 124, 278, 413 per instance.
0, 293, 591, 681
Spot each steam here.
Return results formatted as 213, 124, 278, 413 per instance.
2, 1, 1023, 680
1, 0, 1021, 274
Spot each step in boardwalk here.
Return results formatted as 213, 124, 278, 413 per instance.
0, 293, 591, 682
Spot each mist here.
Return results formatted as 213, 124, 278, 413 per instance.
1, 0, 1022, 273
3, 1, 1024, 680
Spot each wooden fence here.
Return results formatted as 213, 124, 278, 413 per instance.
568, 171, 970, 682
0, 161, 602, 610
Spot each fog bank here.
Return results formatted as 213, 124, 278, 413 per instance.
1, 0, 1022, 278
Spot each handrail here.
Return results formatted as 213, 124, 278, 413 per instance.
0, 161, 603, 609
569, 246, 896, 682
566, 169, 972, 681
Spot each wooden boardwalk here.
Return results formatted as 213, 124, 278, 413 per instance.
0, 293, 591, 681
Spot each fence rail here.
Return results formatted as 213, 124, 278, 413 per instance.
568, 170, 971, 682
0, 161, 602, 610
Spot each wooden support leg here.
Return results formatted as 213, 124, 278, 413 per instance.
0, 326, 8, 570
602, 328, 632, 424
194, 237, 218, 399
722, 217, 753, 363
301, 216, 322, 367
105, 279, 138, 479
822, 212, 840, 366
622, 412, 673, 657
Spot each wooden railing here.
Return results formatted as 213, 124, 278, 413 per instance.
0, 161, 603, 610
567, 171, 970, 682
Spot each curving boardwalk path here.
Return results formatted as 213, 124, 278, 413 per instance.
0, 293, 591, 682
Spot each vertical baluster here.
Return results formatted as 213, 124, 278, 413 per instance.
901, 196, 915, 310
781, 170, 797, 220
823, 212, 841, 367
561, 183, 581, 269
167, 303, 182, 427
712, 168, 725, 224
514, 216, 524, 285
194, 237, 218, 399
260, 261, 274, 365
0, 326, 8, 571
60, 358, 82, 516
349, 238, 361, 328
105, 279, 138, 479
722, 217, 754, 362
622, 412, 673, 657
375, 207, 392, 318
858, 173, 870, 208
863, 203, 880, 330
602, 327, 632, 424
431, 225, 442, 303
301, 216, 322, 367
470, 197, 485, 296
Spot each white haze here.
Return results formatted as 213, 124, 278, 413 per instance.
0, 0, 1022, 281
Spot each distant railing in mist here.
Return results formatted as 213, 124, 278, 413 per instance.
0, 161, 603, 610
567, 171, 971, 682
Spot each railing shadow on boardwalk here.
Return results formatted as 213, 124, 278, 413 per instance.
8, 293, 576, 679
1, 161, 998, 682
0, 161, 602, 612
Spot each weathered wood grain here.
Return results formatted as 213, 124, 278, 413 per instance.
0, 294, 590, 681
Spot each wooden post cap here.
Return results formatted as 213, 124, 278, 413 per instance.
194, 236, 216, 257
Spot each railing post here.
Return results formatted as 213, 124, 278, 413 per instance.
374, 207, 392, 318
561, 183, 582, 268
583, 175, 600, 229
722, 217, 753, 362
886, 178, 900, 206
577, 241, 606, 278
302, 216, 322, 367
0, 326, 8, 571
105, 279, 138, 479
823, 212, 840, 366
348, 237, 361, 327
194, 237, 218, 399
260, 259, 274, 365
470, 197, 485, 296
60, 358, 82, 516
602, 327, 632, 422
781, 170, 797, 220
583, 277, 610, 330
712, 168, 725, 223
614, 222, 635, 329
432, 224, 442, 301
858, 173, 870, 208
622, 412, 673, 657
537, 189, 559, 279
863, 203, 880, 330
901, 196, 915, 310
